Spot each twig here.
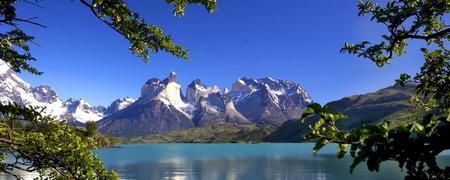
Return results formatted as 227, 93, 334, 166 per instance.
12, 18, 47, 28
21, 0, 45, 8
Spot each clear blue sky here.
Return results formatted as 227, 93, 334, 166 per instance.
15, 0, 423, 106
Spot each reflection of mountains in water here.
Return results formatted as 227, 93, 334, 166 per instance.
96, 144, 410, 180
108, 156, 405, 180
3, 144, 450, 180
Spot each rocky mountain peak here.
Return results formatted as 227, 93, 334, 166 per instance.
1, 66, 314, 136
226, 76, 313, 124
139, 72, 190, 117
141, 78, 163, 98
141, 72, 184, 99
144, 78, 161, 85
0, 59, 66, 118
223, 88, 230, 94
105, 97, 136, 115
210, 85, 220, 93
188, 79, 203, 87
64, 98, 92, 111
62, 98, 106, 123
64, 98, 82, 105
32, 85, 59, 104
162, 71, 177, 84
186, 79, 221, 103
231, 78, 256, 93
0, 59, 110, 123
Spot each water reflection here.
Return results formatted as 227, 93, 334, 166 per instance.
1, 144, 449, 180
108, 155, 405, 180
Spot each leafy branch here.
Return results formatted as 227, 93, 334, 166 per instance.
304, 1, 450, 179
301, 103, 450, 178
1, 0, 218, 74
0, 103, 119, 179
0, 0, 218, 178
341, 0, 450, 67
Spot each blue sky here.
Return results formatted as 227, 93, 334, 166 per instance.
15, 0, 423, 106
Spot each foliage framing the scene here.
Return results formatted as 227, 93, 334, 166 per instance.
0, 0, 217, 178
0, 103, 119, 179
302, 0, 450, 180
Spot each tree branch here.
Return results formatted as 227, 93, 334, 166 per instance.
21, 0, 45, 9
12, 18, 47, 28
312, 134, 361, 145
0, 137, 21, 146
78, 0, 127, 38
405, 28, 450, 40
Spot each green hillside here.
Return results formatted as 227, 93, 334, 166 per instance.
125, 123, 275, 143
264, 84, 421, 142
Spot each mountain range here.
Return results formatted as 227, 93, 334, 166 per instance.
0, 60, 135, 124
0, 60, 313, 137
132, 83, 417, 143
98, 72, 313, 137
1, 59, 417, 141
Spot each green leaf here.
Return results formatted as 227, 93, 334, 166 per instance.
350, 156, 366, 173
337, 144, 348, 159
300, 107, 315, 121
313, 139, 328, 155
366, 156, 380, 172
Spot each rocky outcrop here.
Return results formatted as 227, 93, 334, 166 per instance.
98, 72, 195, 137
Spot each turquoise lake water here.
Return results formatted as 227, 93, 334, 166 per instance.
2, 143, 450, 180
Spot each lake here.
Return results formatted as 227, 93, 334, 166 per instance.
2, 143, 450, 180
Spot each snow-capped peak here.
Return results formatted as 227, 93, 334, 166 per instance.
0, 60, 66, 118
162, 71, 178, 84
161, 81, 189, 108
227, 76, 312, 110
0, 60, 12, 75
267, 76, 276, 82
32, 85, 60, 104
0, 59, 110, 124
105, 97, 136, 115
223, 88, 230, 94
62, 98, 106, 123
140, 72, 191, 116
186, 79, 221, 103
231, 78, 257, 94
98, 72, 314, 136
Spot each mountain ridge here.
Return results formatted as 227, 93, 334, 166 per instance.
135, 84, 418, 143
1, 59, 313, 137
0, 60, 135, 124
1, 58, 418, 141
99, 72, 313, 137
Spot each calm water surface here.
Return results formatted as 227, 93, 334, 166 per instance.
2, 143, 450, 180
